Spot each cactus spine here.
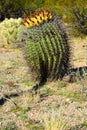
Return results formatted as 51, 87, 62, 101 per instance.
22, 9, 71, 83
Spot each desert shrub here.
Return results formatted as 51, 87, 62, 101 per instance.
0, 0, 26, 21
0, 18, 25, 48
72, 7, 87, 35
0, 0, 45, 21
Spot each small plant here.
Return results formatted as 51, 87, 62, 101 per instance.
0, 18, 25, 48
42, 107, 70, 130
2, 122, 18, 130
72, 7, 87, 35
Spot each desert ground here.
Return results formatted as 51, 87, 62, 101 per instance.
0, 37, 87, 130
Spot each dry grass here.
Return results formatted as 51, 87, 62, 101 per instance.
0, 36, 87, 130
43, 106, 70, 130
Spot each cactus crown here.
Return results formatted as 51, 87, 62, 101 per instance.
22, 9, 52, 28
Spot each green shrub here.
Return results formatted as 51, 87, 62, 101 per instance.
0, 18, 25, 48
72, 7, 87, 35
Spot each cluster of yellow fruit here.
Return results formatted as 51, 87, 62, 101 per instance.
22, 9, 53, 28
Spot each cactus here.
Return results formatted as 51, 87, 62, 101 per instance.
0, 18, 25, 48
22, 9, 71, 84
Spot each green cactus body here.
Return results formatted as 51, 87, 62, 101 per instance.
24, 14, 71, 83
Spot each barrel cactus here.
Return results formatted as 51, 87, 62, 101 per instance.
22, 9, 71, 85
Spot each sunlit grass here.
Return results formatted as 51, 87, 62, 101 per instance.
43, 106, 70, 130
